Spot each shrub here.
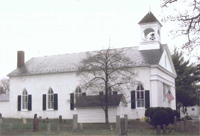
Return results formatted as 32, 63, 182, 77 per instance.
184, 115, 192, 120
152, 110, 170, 127
145, 107, 176, 128
165, 107, 175, 124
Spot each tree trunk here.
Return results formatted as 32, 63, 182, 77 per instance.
105, 84, 109, 124
105, 70, 109, 124
105, 107, 109, 124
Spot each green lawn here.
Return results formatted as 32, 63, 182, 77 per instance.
0, 118, 199, 135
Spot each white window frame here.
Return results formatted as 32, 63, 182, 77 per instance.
22, 89, 28, 111
136, 84, 145, 109
48, 88, 54, 110
75, 86, 82, 102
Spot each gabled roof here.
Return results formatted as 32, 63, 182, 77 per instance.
8, 44, 167, 77
138, 12, 162, 26
75, 94, 123, 107
158, 45, 177, 77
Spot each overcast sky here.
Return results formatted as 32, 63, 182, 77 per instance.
0, 0, 192, 78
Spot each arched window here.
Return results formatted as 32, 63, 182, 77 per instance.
48, 88, 54, 109
22, 89, 28, 110
136, 84, 144, 108
75, 86, 82, 102
143, 28, 156, 41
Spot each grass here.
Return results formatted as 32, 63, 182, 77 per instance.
0, 118, 199, 135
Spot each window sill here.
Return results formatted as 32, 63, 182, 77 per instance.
136, 107, 145, 109
21, 109, 28, 112
47, 109, 54, 111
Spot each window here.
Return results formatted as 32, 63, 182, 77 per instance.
71, 86, 82, 110
136, 84, 144, 108
75, 86, 82, 102
131, 84, 150, 109
22, 89, 28, 110
143, 28, 156, 41
48, 88, 54, 109
17, 89, 32, 111
42, 88, 58, 111
163, 84, 171, 105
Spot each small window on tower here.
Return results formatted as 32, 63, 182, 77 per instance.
143, 28, 155, 41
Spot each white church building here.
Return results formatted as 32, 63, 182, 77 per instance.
1, 12, 177, 122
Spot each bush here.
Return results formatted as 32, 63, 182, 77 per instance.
165, 107, 175, 124
152, 110, 170, 127
145, 107, 176, 128
184, 115, 192, 120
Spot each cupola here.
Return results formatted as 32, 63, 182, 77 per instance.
138, 12, 162, 50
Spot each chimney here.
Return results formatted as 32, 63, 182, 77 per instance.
17, 51, 25, 67
113, 91, 118, 95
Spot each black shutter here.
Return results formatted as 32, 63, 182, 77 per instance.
28, 95, 32, 111
18, 95, 21, 111
131, 91, 135, 109
145, 90, 150, 108
70, 93, 74, 110
54, 94, 58, 110
43, 94, 46, 110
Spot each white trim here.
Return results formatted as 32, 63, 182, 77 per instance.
46, 109, 54, 111
151, 65, 177, 78
136, 107, 145, 110
150, 73, 175, 87
135, 84, 145, 109
47, 88, 54, 110
22, 89, 28, 110
160, 47, 177, 76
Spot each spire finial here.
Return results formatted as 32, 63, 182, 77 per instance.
109, 35, 111, 48
148, 0, 151, 13
149, 5, 151, 13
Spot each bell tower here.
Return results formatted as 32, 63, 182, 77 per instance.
138, 12, 162, 50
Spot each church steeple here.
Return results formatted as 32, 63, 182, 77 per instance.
138, 12, 162, 50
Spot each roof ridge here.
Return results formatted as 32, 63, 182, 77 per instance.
31, 46, 139, 59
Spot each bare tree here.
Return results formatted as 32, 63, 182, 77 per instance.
76, 47, 138, 123
0, 78, 10, 94
161, 0, 200, 59
0, 86, 5, 94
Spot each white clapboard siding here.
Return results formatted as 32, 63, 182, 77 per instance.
77, 107, 117, 123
